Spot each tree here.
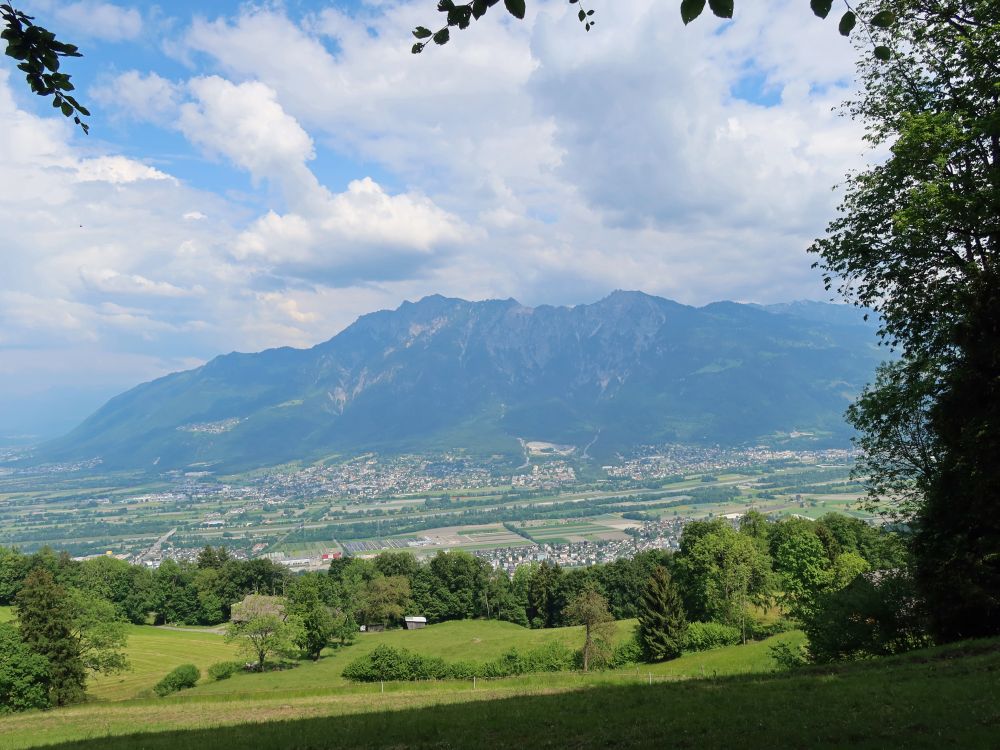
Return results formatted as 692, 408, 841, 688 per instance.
636, 566, 687, 662
810, 0, 1000, 641
564, 587, 615, 671
1, 3, 89, 131
226, 595, 299, 671
15, 568, 85, 706
773, 525, 834, 620
360, 575, 411, 628
287, 577, 336, 661
674, 523, 772, 642
66, 589, 129, 677
0, 547, 27, 605
0, 622, 50, 714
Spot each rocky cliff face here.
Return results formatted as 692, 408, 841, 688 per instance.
35, 292, 883, 470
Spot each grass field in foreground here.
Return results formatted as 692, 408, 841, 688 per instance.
4, 638, 998, 750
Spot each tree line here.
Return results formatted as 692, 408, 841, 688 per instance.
1, 508, 912, 712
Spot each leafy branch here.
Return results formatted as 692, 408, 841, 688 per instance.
1, 3, 89, 133
412, 0, 594, 54
413, 0, 899, 59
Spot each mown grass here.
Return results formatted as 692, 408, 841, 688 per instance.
190, 618, 643, 697
88, 626, 239, 701
0, 605, 13, 623
4, 638, 998, 750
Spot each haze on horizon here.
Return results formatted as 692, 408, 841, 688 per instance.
0, 0, 866, 438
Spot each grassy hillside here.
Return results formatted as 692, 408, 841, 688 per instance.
89, 626, 239, 701
1, 637, 997, 749
82, 619, 789, 702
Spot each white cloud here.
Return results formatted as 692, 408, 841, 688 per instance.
91, 71, 181, 124
79, 268, 196, 297
54, 2, 143, 42
0, 1, 879, 433
179, 77, 315, 187
75, 156, 175, 184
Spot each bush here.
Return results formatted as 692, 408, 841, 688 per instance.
342, 642, 577, 682
682, 622, 741, 652
803, 572, 931, 663
207, 661, 244, 681
769, 640, 808, 669
153, 664, 200, 696
608, 636, 643, 668
745, 618, 795, 641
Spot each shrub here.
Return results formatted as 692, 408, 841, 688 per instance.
207, 661, 244, 681
342, 642, 578, 682
153, 664, 200, 697
769, 640, 808, 669
608, 636, 643, 668
745, 618, 795, 641
682, 622, 741, 652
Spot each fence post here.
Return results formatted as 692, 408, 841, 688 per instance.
473, 676, 477, 690
381, 680, 384, 694
648, 672, 652, 685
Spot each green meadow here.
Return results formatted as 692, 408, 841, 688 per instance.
0, 633, 996, 749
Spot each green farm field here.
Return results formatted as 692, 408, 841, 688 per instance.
0, 632, 997, 750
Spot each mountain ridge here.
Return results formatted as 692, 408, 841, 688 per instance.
31, 292, 884, 471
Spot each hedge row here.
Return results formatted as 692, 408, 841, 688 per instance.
343, 639, 643, 683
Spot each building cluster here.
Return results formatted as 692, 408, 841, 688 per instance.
603, 444, 854, 482
511, 461, 577, 488
248, 454, 499, 500
476, 517, 689, 574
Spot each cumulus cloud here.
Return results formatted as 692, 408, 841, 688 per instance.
0, 0, 877, 434
79, 268, 197, 297
51, 1, 143, 41
75, 156, 175, 184
91, 71, 182, 124
179, 77, 316, 189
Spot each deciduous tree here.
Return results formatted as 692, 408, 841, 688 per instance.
564, 586, 615, 671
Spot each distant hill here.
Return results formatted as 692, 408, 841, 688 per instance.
32, 292, 885, 471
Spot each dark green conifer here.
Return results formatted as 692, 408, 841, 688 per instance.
15, 568, 86, 706
637, 565, 687, 662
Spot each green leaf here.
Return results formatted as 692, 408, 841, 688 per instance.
412, 26, 433, 39
433, 28, 450, 44
578, 8, 585, 21
504, 0, 525, 20
838, 10, 856, 36
871, 11, 895, 28
810, 0, 833, 19
472, 0, 488, 19
60, 101, 72, 117
708, 0, 733, 19
680, 0, 706, 24
411, 42, 425, 54
873, 45, 891, 61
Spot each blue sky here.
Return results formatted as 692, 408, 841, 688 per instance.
0, 0, 865, 438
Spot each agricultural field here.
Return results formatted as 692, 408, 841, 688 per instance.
0, 449, 872, 567
0, 623, 996, 750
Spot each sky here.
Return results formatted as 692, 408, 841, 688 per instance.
0, 0, 870, 439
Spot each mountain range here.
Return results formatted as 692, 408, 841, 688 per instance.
32, 292, 885, 471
